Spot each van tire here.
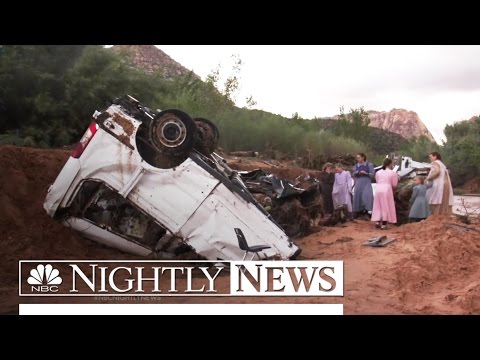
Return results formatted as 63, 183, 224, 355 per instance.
150, 109, 196, 156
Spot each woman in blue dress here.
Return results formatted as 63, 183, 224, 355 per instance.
352, 153, 375, 218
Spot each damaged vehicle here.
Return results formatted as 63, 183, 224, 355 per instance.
396, 156, 431, 178
43, 95, 301, 260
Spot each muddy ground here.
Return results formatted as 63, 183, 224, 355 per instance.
1, 145, 480, 314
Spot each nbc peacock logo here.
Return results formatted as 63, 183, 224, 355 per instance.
27, 264, 62, 293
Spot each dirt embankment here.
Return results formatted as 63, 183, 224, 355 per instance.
1, 146, 480, 314
0, 145, 127, 260
296, 215, 480, 314
0, 146, 134, 311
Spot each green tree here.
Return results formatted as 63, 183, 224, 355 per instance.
0, 45, 171, 146
400, 136, 440, 163
0, 45, 87, 143
331, 107, 370, 140
443, 118, 480, 186
205, 54, 243, 105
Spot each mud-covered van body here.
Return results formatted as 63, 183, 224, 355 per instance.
44, 96, 300, 260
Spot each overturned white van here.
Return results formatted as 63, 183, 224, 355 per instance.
44, 95, 301, 261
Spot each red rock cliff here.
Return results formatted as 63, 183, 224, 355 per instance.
367, 109, 434, 141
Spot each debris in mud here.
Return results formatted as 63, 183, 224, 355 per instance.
239, 169, 323, 237
394, 178, 415, 224
270, 198, 312, 238
362, 235, 397, 247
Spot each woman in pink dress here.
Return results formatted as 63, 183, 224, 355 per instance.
371, 158, 398, 229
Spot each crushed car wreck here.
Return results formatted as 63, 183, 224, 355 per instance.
44, 95, 301, 261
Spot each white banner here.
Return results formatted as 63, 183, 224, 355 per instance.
19, 303, 343, 315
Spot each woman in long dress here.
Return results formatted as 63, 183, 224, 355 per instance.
319, 163, 335, 216
426, 151, 454, 215
352, 153, 375, 218
332, 163, 353, 215
371, 158, 398, 229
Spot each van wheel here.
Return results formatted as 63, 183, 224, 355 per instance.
150, 109, 196, 156
194, 117, 219, 155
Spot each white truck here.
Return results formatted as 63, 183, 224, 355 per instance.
44, 95, 301, 261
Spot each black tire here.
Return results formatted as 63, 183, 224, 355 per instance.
149, 109, 196, 157
194, 117, 220, 155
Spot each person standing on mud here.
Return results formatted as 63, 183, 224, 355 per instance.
426, 151, 454, 215
332, 163, 353, 217
409, 176, 432, 222
319, 163, 335, 216
371, 158, 398, 229
352, 153, 375, 218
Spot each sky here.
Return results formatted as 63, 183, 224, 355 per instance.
157, 45, 480, 143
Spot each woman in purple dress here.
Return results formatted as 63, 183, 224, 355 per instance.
332, 163, 353, 216
352, 153, 375, 218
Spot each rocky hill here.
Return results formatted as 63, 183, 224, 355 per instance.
111, 45, 199, 80
367, 109, 434, 141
